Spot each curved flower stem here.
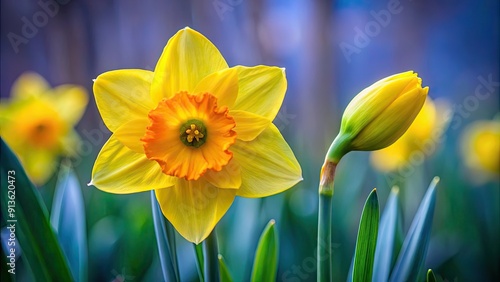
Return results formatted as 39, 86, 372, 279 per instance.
203, 229, 220, 282
317, 161, 337, 282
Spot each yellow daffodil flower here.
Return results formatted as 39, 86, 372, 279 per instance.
370, 98, 450, 172
460, 118, 500, 184
89, 27, 302, 244
0, 72, 88, 185
325, 71, 428, 164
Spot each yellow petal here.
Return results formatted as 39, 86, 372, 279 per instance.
11, 72, 50, 99
93, 69, 156, 132
4, 98, 67, 151
203, 159, 241, 189
232, 124, 302, 198
366, 71, 415, 89
194, 68, 239, 108
232, 66, 287, 121
155, 178, 236, 244
230, 110, 271, 141
51, 85, 88, 126
370, 140, 409, 172
59, 129, 82, 156
17, 147, 57, 186
151, 27, 228, 103
114, 117, 150, 154
90, 135, 176, 193
461, 120, 500, 177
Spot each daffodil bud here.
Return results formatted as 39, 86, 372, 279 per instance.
326, 71, 428, 163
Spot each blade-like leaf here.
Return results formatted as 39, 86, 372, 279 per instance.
391, 208, 405, 272
372, 186, 402, 281
347, 255, 354, 282
203, 230, 220, 282
50, 164, 88, 282
389, 177, 439, 282
353, 188, 379, 282
426, 269, 436, 282
251, 219, 279, 282
194, 242, 204, 282
151, 191, 180, 282
0, 139, 73, 280
218, 254, 233, 282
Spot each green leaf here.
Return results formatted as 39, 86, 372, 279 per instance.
194, 242, 205, 282
203, 230, 220, 282
50, 164, 88, 282
426, 269, 436, 282
389, 177, 439, 282
353, 188, 379, 282
251, 219, 279, 282
372, 186, 402, 281
0, 139, 73, 280
218, 254, 233, 282
391, 208, 405, 272
347, 255, 354, 282
151, 191, 180, 282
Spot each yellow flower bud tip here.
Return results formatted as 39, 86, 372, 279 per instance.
326, 71, 428, 162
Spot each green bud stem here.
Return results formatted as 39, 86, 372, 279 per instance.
317, 160, 337, 282
325, 134, 351, 164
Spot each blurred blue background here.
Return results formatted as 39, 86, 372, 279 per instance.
1, 0, 499, 281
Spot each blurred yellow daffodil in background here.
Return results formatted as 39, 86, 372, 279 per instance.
90, 27, 302, 244
460, 118, 500, 184
370, 98, 450, 172
0, 72, 88, 185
